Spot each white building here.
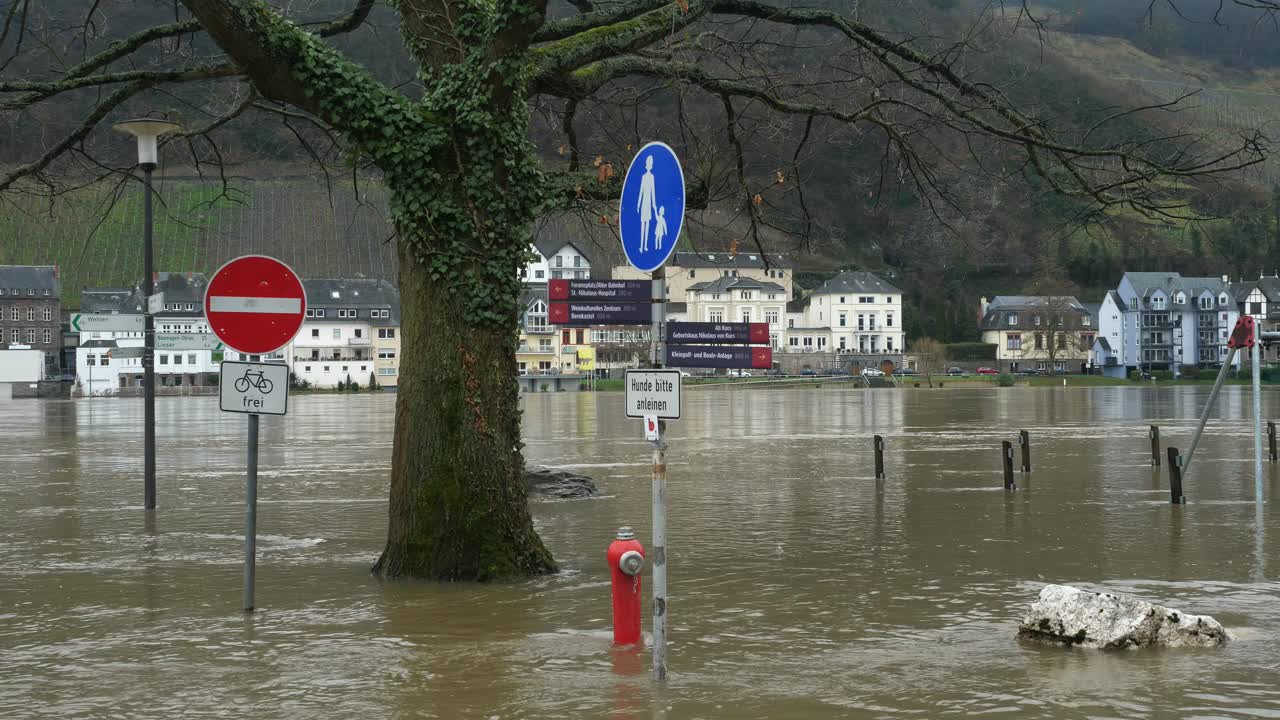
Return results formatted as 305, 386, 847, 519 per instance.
786, 271, 904, 355
685, 277, 789, 349
521, 240, 592, 282
286, 278, 399, 389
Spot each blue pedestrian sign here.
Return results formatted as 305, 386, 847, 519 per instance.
619, 141, 685, 273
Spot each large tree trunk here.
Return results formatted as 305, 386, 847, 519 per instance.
373, 239, 557, 581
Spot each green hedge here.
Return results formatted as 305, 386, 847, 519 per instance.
996, 372, 1016, 387
946, 342, 997, 360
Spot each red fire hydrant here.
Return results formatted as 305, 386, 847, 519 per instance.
607, 526, 645, 645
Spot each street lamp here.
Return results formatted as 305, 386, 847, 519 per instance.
113, 117, 180, 511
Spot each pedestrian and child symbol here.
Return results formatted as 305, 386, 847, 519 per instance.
621, 142, 685, 273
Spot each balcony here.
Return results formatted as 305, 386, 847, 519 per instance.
517, 345, 556, 354
524, 325, 555, 335
293, 355, 370, 362
349, 337, 371, 346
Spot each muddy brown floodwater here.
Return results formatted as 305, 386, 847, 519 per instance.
2, 386, 1279, 719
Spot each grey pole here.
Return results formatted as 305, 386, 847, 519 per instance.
1181, 345, 1238, 480
650, 266, 668, 682
244, 413, 259, 612
1253, 339, 1264, 507
143, 163, 157, 510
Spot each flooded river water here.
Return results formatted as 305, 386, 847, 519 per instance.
3, 386, 1280, 718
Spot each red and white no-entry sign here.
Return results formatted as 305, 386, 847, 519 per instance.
204, 255, 307, 355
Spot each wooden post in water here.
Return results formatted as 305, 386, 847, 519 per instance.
1002, 441, 1016, 491
1269, 421, 1277, 463
1019, 430, 1031, 472
1149, 425, 1161, 467
1167, 447, 1185, 505
874, 435, 885, 480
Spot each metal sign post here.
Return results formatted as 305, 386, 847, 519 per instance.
620, 141, 684, 682
650, 267, 668, 682
205, 255, 305, 614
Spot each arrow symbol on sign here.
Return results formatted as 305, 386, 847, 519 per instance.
72, 315, 81, 332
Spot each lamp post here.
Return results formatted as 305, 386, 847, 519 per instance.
112, 118, 180, 511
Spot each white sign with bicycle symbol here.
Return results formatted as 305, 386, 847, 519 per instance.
220, 361, 289, 416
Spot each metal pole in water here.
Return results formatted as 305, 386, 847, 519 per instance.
1002, 440, 1015, 491
1269, 421, 1277, 463
1253, 339, 1264, 507
1167, 447, 1185, 504
1150, 425, 1161, 466
649, 267, 668, 682
1182, 345, 1238, 480
1019, 430, 1031, 472
143, 164, 156, 510
244, 413, 259, 612
874, 435, 885, 479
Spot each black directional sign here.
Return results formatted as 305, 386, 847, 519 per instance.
666, 322, 769, 345
549, 279, 651, 302
549, 302, 650, 325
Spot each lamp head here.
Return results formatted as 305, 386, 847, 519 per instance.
112, 118, 180, 166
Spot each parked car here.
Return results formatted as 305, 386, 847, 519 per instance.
727, 369, 753, 378
679, 371, 691, 377
765, 368, 786, 377
897, 367, 917, 376
946, 367, 966, 376
799, 367, 817, 376
861, 368, 884, 377
975, 367, 999, 375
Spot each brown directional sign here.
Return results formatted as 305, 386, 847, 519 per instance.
666, 322, 769, 345
549, 302, 650, 325
549, 279, 651, 302
666, 345, 773, 369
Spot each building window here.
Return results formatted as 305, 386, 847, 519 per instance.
27, 289, 33, 296
87, 354, 96, 366
10, 307, 17, 321
1007, 334, 1021, 350
839, 296, 847, 304
380, 328, 396, 339
1250, 302, 1264, 315
539, 338, 552, 351
1008, 315, 1017, 326
789, 337, 799, 347
9, 329, 17, 343
311, 329, 320, 338
379, 350, 396, 359
803, 337, 813, 347
333, 328, 341, 339
323, 366, 330, 372
1152, 295, 1166, 310
886, 312, 893, 327
337, 309, 347, 318
562, 329, 571, 344
378, 367, 397, 376
42, 329, 50, 344
188, 354, 197, 364
1035, 333, 1043, 350
25, 329, 34, 343
839, 313, 847, 327
159, 354, 169, 365
1083, 316, 1090, 326
175, 354, 186, 365
709, 310, 724, 323
1034, 315, 1041, 326
555, 256, 563, 267
42, 307, 51, 321
818, 337, 827, 349
306, 309, 314, 318
354, 328, 363, 338
765, 310, 779, 325
315, 309, 325, 318
741, 291, 753, 300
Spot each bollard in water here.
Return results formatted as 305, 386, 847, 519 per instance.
1002, 440, 1016, 491
1269, 421, 1277, 463
1019, 430, 1031, 473
1167, 447, 1185, 504
874, 435, 885, 480
607, 527, 645, 645
1150, 425, 1161, 467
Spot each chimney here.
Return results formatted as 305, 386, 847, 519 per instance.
1223, 274, 1229, 284
979, 296, 989, 323
52, 264, 59, 280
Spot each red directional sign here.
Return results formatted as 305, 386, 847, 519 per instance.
204, 255, 307, 355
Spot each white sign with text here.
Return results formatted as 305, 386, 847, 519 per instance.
220, 361, 288, 416
625, 369, 682, 420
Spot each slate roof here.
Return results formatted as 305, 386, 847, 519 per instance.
811, 271, 900, 296
78, 339, 118, 349
687, 276, 786, 294
670, 251, 790, 270
0, 265, 60, 298
978, 295, 1089, 331
154, 272, 209, 317
1105, 290, 1128, 313
80, 288, 142, 314
1231, 276, 1280, 303
1122, 272, 1231, 309
301, 278, 400, 326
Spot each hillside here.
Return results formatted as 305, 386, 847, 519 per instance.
2, 0, 1279, 339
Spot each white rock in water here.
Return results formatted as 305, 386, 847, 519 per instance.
1017, 584, 1228, 649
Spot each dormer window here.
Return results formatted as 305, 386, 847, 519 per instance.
1151, 295, 1166, 310
1174, 292, 1185, 304
1220, 293, 1229, 306
1007, 314, 1017, 326
1034, 316, 1041, 326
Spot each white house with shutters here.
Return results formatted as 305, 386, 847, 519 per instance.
785, 271, 904, 355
